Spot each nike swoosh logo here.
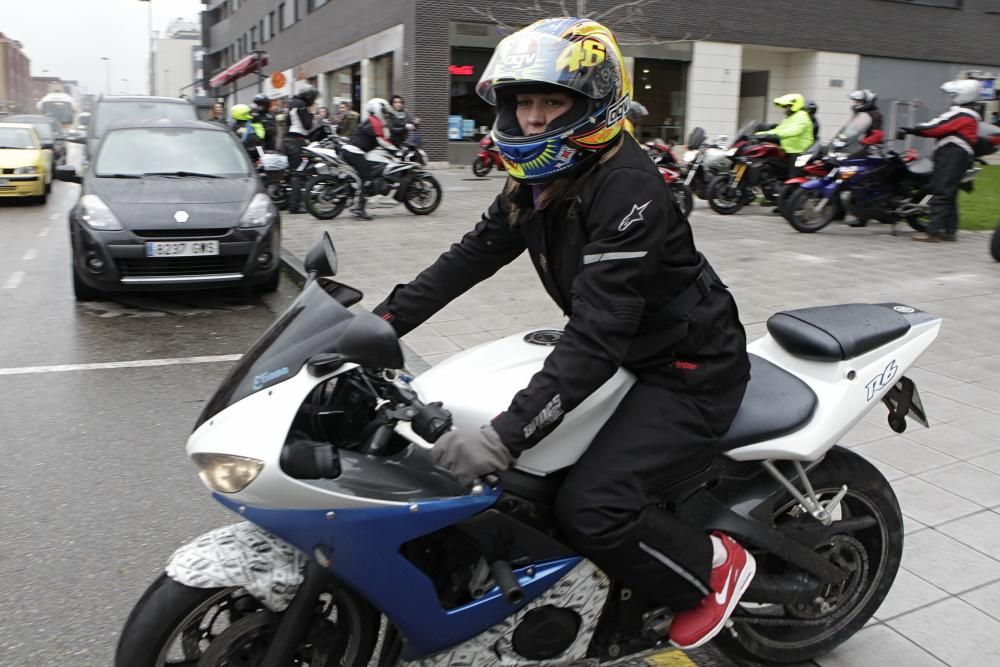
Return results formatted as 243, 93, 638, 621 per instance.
715, 567, 738, 604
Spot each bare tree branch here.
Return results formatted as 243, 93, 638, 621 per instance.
591, 0, 656, 23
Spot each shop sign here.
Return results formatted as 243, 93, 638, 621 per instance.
449, 65, 474, 76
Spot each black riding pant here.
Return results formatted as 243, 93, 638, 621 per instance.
283, 135, 308, 211
928, 143, 971, 237
554, 377, 746, 611
340, 148, 371, 210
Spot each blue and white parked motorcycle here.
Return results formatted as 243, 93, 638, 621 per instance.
117, 233, 939, 666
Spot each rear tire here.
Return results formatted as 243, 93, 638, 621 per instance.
304, 174, 349, 220
786, 187, 836, 233
472, 157, 492, 177
115, 574, 380, 667
707, 174, 747, 215
715, 447, 903, 664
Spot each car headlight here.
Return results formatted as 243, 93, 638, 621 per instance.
795, 154, 813, 167
239, 192, 277, 228
79, 194, 123, 231
13, 165, 39, 174
191, 453, 264, 493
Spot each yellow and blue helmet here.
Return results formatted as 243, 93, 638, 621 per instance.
476, 17, 632, 183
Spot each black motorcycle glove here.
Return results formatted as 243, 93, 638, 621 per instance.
896, 127, 913, 140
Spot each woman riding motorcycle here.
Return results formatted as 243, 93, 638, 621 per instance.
371, 17, 755, 650
339, 97, 399, 220
848, 89, 885, 146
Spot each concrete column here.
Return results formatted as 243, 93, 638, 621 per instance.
360, 57, 372, 115
685, 41, 742, 145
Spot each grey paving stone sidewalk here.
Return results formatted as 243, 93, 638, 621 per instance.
282, 167, 1000, 666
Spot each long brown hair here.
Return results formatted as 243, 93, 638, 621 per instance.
505, 133, 630, 226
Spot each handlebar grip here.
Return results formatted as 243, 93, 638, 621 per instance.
490, 560, 524, 605
412, 401, 452, 443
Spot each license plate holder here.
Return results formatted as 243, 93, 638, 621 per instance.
145, 241, 220, 258
882, 376, 928, 432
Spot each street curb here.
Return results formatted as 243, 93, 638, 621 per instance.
279, 245, 431, 374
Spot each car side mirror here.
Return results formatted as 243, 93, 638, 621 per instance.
55, 165, 82, 184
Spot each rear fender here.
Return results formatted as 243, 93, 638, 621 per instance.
165, 521, 306, 612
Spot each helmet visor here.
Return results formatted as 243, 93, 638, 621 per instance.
476, 31, 622, 105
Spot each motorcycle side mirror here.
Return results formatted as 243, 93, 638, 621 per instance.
304, 231, 338, 278
336, 310, 405, 370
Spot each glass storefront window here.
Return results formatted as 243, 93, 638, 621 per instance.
632, 58, 687, 143
325, 64, 360, 111
371, 53, 394, 102
449, 47, 495, 141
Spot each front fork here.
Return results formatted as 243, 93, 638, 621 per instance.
261, 559, 333, 665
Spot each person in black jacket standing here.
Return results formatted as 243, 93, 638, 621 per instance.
283, 86, 318, 214
372, 17, 755, 650
251, 93, 277, 151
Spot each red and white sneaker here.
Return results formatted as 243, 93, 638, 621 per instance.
669, 532, 756, 650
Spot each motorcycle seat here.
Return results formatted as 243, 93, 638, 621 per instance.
718, 354, 817, 450
906, 158, 934, 176
767, 303, 911, 362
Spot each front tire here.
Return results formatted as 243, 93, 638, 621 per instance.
403, 173, 442, 215
707, 174, 748, 215
472, 156, 492, 177
115, 574, 380, 667
786, 187, 836, 233
670, 182, 694, 218
715, 447, 903, 664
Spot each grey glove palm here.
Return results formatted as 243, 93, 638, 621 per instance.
431, 425, 514, 485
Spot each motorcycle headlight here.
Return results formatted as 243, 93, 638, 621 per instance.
79, 194, 123, 231
724, 148, 738, 157
13, 165, 39, 174
839, 166, 860, 179
795, 154, 813, 167
682, 150, 697, 163
192, 453, 264, 493
239, 192, 277, 228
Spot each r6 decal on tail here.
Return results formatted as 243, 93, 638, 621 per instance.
866, 359, 898, 401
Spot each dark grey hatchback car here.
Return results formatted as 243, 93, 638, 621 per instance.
57, 119, 280, 300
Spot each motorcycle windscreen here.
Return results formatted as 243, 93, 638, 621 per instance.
832, 113, 873, 149
735, 120, 758, 141
194, 278, 364, 430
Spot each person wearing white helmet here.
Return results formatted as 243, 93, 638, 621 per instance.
339, 97, 397, 220
897, 79, 982, 242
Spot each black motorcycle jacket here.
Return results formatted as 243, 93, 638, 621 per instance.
348, 117, 388, 153
253, 109, 277, 150
374, 137, 749, 454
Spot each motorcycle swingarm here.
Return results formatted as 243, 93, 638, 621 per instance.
165, 521, 306, 611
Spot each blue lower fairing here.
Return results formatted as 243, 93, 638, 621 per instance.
214, 494, 582, 657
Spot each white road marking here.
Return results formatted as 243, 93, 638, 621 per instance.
3, 272, 25, 289
23, 249, 37, 261
38, 228, 50, 238
0, 354, 243, 376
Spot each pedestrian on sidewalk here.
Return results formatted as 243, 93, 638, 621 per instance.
371, 16, 755, 651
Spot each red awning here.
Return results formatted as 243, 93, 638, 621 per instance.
209, 53, 269, 89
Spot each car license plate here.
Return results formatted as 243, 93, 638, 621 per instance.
145, 241, 220, 258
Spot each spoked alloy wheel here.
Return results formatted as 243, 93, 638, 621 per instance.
304, 175, 351, 220
707, 174, 749, 215
669, 182, 694, 218
403, 173, 442, 215
471, 157, 492, 177
786, 187, 836, 233
715, 448, 903, 664
266, 181, 289, 210
115, 575, 379, 667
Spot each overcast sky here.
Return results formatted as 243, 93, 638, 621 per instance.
5, 0, 204, 95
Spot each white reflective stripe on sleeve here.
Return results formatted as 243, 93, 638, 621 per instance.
639, 541, 712, 597
583, 251, 648, 265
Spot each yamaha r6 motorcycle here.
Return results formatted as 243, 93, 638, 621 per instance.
303, 144, 442, 220
117, 232, 937, 666
707, 121, 788, 215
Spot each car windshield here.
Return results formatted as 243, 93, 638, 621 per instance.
0, 127, 38, 149
4, 118, 53, 141
95, 102, 197, 136
95, 128, 252, 177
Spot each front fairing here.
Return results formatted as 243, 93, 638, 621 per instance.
195, 278, 366, 429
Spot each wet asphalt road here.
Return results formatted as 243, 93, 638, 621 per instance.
0, 151, 299, 665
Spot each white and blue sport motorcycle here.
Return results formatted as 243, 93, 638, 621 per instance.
117, 233, 937, 666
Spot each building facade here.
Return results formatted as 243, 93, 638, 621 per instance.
201, 0, 1000, 163
0, 32, 32, 114
152, 19, 206, 99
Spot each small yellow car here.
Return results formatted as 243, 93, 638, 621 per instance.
0, 123, 50, 204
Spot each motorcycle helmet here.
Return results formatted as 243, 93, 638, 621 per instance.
773, 93, 805, 114
230, 104, 253, 122
627, 101, 649, 122
294, 85, 319, 106
476, 17, 631, 183
941, 79, 982, 106
849, 89, 877, 112
805, 100, 818, 115
365, 98, 390, 122
253, 93, 270, 107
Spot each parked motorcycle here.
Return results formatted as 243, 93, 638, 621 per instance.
116, 231, 937, 667
706, 121, 788, 215
644, 139, 694, 218
303, 144, 442, 219
472, 135, 505, 177
681, 127, 732, 200
257, 130, 341, 210
784, 132, 981, 234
